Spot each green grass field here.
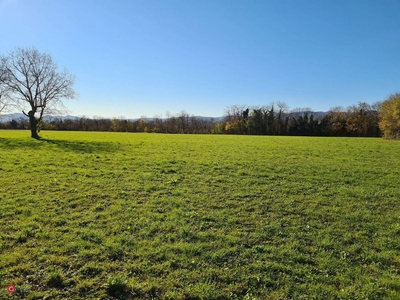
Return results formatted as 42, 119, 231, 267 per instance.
1, 130, 399, 299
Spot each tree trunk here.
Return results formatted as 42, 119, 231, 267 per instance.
28, 111, 40, 139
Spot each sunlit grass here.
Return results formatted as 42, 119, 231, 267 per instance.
1, 130, 399, 299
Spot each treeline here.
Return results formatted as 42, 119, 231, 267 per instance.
0, 101, 382, 137
222, 102, 380, 137
0, 111, 217, 134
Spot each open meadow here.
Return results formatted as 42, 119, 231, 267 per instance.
0, 130, 399, 299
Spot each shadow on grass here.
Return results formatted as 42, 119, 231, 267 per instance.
40, 138, 122, 153
0, 137, 122, 153
0, 137, 38, 150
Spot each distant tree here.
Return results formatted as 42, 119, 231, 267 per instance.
275, 102, 289, 135
249, 107, 264, 135
240, 108, 250, 134
224, 105, 246, 134
379, 93, 400, 139
153, 114, 163, 133
137, 116, 147, 132
323, 106, 347, 136
345, 102, 380, 137
0, 47, 76, 138
266, 104, 275, 135
178, 110, 190, 133
9, 119, 18, 129
224, 120, 240, 133
212, 121, 224, 134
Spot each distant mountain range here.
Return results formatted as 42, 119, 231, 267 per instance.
0, 113, 79, 122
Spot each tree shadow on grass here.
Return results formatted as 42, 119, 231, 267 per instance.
0, 137, 38, 150
0, 137, 122, 153
39, 138, 123, 153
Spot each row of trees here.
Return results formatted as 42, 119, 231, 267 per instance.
0, 112, 217, 134
222, 102, 381, 137
0, 101, 382, 137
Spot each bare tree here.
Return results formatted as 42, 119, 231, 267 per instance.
0, 47, 76, 138
178, 110, 190, 133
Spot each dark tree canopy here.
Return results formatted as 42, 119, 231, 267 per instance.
0, 47, 76, 138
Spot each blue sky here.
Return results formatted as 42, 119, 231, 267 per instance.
1, 0, 399, 118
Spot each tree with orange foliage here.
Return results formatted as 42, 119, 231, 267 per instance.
379, 93, 400, 139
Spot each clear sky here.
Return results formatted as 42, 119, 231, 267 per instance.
1, 0, 399, 118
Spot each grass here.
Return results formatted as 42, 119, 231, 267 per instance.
0, 130, 399, 299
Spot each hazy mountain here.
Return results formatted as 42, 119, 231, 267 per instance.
0, 113, 25, 121
0, 113, 79, 122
